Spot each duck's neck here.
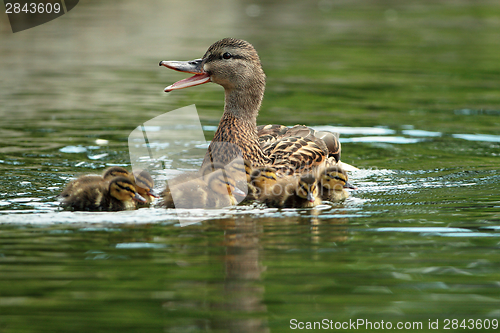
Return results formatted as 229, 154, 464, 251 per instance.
223, 84, 264, 123
203, 84, 266, 166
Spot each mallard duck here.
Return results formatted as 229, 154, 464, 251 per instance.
263, 173, 322, 208
318, 166, 357, 202
61, 176, 147, 211
162, 169, 246, 209
160, 38, 345, 175
60, 166, 131, 198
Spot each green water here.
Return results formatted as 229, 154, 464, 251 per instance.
1, 0, 500, 332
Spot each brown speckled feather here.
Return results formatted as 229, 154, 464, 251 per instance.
263, 136, 328, 175
257, 124, 340, 174
203, 113, 268, 167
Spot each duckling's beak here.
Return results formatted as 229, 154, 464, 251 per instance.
344, 181, 357, 190
231, 186, 247, 198
307, 192, 316, 203
133, 192, 147, 203
148, 189, 159, 198
159, 59, 210, 92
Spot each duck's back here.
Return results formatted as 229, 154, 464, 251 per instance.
60, 175, 103, 198
257, 124, 339, 175
61, 183, 127, 212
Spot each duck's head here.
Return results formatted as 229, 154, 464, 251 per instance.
103, 166, 130, 180
250, 167, 277, 192
201, 162, 225, 179
207, 169, 246, 199
319, 167, 357, 191
132, 169, 159, 202
109, 177, 147, 204
160, 38, 265, 93
296, 174, 319, 203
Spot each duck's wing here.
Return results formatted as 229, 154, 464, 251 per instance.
258, 124, 342, 175
264, 136, 328, 175
314, 131, 341, 163
257, 124, 289, 149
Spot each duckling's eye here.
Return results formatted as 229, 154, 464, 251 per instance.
222, 52, 232, 60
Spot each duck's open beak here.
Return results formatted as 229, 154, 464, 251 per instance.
307, 192, 316, 203
159, 59, 211, 92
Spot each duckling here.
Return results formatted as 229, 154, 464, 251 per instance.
283, 174, 322, 208
160, 162, 225, 203
161, 175, 207, 209
60, 166, 131, 198
263, 173, 321, 208
61, 176, 147, 211
223, 158, 257, 201
162, 169, 245, 209
318, 166, 357, 202
207, 169, 247, 207
131, 169, 158, 206
250, 167, 278, 201
160, 38, 346, 174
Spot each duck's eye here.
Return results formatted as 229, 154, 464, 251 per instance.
222, 52, 232, 60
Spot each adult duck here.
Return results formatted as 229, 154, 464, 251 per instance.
159, 38, 344, 175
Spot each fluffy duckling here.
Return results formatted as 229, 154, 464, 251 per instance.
208, 169, 247, 207
61, 176, 147, 211
131, 169, 158, 206
161, 162, 224, 200
162, 169, 245, 209
224, 159, 256, 202
250, 167, 278, 201
263, 173, 321, 208
60, 166, 131, 198
282, 174, 322, 208
318, 166, 356, 202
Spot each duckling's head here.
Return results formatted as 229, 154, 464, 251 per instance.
319, 167, 356, 191
224, 158, 252, 184
132, 169, 158, 202
103, 166, 130, 180
250, 167, 277, 192
109, 177, 147, 204
160, 38, 265, 94
201, 162, 225, 179
296, 174, 319, 203
207, 169, 246, 199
